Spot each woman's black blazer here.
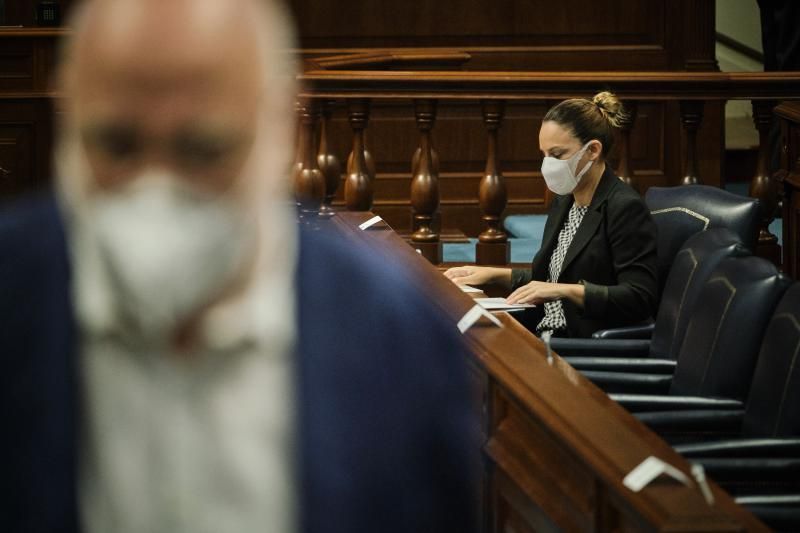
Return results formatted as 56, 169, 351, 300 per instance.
511, 166, 659, 338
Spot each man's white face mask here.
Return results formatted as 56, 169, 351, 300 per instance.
84, 172, 254, 340
64, 164, 258, 341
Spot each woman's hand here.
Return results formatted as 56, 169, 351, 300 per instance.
443, 266, 510, 287
506, 281, 585, 307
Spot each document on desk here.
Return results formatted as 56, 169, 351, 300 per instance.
475, 298, 536, 311
458, 285, 483, 293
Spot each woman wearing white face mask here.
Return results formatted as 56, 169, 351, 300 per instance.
445, 91, 658, 338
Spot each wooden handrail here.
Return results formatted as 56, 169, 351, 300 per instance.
297, 64, 800, 267
305, 51, 471, 71
299, 70, 800, 101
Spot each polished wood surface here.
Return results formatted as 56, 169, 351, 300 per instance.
326, 210, 767, 531
300, 69, 800, 100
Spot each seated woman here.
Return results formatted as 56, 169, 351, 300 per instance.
445, 92, 658, 338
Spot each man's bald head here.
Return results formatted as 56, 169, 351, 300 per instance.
55, 0, 299, 345
58, 0, 296, 196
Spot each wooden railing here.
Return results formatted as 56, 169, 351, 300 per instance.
328, 209, 767, 531
295, 59, 800, 267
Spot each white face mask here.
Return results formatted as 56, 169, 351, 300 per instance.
83, 172, 255, 341
541, 141, 594, 195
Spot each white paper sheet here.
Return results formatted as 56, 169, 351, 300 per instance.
458, 285, 483, 293
475, 297, 536, 310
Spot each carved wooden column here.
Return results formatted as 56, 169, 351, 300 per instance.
317, 100, 341, 217
679, 100, 704, 185
410, 99, 442, 264
347, 135, 376, 182
411, 125, 441, 233
345, 99, 373, 211
476, 100, 509, 266
749, 100, 781, 265
293, 100, 304, 178
615, 102, 638, 192
412, 136, 440, 175
293, 99, 325, 220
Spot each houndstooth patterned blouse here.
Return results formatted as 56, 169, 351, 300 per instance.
537, 202, 589, 335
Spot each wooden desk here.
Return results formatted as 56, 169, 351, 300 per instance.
323, 211, 766, 532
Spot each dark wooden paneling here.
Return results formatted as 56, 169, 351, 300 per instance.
0, 97, 52, 200
295, 0, 720, 235
292, 0, 674, 70
0, 39, 35, 91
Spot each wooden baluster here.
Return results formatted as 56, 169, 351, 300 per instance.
345, 99, 373, 211
411, 128, 441, 233
411, 139, 440, 176
749, 99, 781, 265
410, 99, 442, 264
476, 100, 510, 266
679, 101, 704, 185
292, 100, 304, 179
293, 99, 325, 221
616, 101, 638, 192
317, 100, 341, 218
347, 131, 376, 182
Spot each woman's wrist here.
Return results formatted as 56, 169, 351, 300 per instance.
560, 283, 585, 307
491, 267, 513, 288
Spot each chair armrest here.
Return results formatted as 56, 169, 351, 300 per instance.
591, 322, 655, 339
565, 357, 676, 374
581, 371, 672, 394
696, 457, 800, 490
676, 438, 800, 458
608, 394, 744, 412
736, 494, 800, 533
635, 409, 744, 437
549, 338, 651, 358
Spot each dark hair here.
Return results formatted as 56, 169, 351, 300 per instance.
542, 91, 627, 157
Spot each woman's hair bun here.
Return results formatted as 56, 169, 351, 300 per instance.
591, 91, 627, 128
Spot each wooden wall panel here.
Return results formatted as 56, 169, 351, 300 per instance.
0, 98, 52, 201
291, 0, 675, 70
0, 39, 36, 91
295, 0, 720, 237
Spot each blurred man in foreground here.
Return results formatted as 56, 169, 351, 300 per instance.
0, 1, 477, 531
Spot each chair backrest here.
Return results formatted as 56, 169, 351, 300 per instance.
645, 185, 760, 293
649, 228, 749, 360
742, 283, 800, 437
670, 256, 791, 399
